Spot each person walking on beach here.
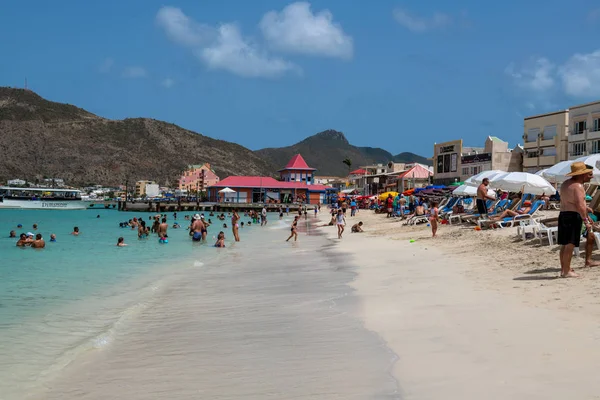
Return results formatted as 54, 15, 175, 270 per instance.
336, 209, 346, 239
386, 194, 393, 218
232, 209, 240, 242
558, 162, 594, 278
476, 178, 495, 217
286, 216, 299, 242
429, 201, 439, 238
350, 198, 357, 217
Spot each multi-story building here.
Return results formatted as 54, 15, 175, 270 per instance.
567, 101, 600, 159
135, 180, 157, 197
7, 179, 26, 186
433, 137, 522, 185
178, 163, 220, 194
522, 109, 569, 172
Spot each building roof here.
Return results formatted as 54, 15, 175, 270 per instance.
396, 164, 433, 180
349, 168, 368, 175
209, 176, 331, 191
279, 154, 316, 171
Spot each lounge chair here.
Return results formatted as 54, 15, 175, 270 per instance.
449, 199, 493, 225
488, 200, 545, 228
460, 199, 510, 224
404, 213, 428, 226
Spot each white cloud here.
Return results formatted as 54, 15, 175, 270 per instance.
393, 8, 452, 33
122, 66, 148, 78
259, 2, 353, 59
99, 57, 114, 73
156, 7, 297, 79
156, 6, 212, 47
559, 50, 600, 97
505, 57, 555, 92
508, 50, 600, 99
161, 78, 175, 88
199, 24, 298, 78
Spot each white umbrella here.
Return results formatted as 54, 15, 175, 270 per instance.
491, 172, 556, 195
464, 170, 507, 187
542, 160, 600, 185
218, 187, 236, 193
574, 154, 600, 169
535, 169, 548, 177
452, 184, 496, 197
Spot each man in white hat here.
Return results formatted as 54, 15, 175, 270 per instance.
190, 214, 206, 242
558, 161, 594, 278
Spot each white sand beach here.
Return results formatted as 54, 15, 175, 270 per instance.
320, 209, 600, 399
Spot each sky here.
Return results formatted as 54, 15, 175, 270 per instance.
2, 0, 600, 157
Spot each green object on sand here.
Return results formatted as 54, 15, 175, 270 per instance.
409, 239, 415, 243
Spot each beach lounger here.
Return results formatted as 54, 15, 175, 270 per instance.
490, 200, 544, 228
460, 199, 510, 224
404, 214, 428, 226
449, 199, 493, 225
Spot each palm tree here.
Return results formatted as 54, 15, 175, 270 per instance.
343, 158, 352, 171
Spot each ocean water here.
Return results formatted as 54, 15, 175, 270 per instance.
0, 209, 400, 399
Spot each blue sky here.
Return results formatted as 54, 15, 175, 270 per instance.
2, 1, 600, 157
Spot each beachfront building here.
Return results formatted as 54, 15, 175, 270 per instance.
278, 154, 315, 184
135, 180, 157, 197
178, 163, 220, 194
522, 109, 569, 172
433, 137, 523, 185
207, 154, 333, 204
567, 100, 600, 159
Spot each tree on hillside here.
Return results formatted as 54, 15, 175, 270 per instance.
343, 158, 352, 172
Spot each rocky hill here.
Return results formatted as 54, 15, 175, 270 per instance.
255, 130, 430, 177
0, 88, 276, 186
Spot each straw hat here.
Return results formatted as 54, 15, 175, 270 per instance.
566, 161, 593, 176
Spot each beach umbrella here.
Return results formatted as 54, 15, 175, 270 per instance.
490, 172, 556, 195
378, 191, 399, 201
464, 170, 507, 187
542, 160, 600, 185
452, 184, 496, 197
534, 169, 548, 177
574, 154, 600, 169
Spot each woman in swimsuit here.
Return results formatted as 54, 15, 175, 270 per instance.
215, 231, 225, 248
286, 216, 299, 242
336, 209, 346, 239
429, 201, 439, 238
232, 209, 240, 242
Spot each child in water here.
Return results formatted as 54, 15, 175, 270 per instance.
117, 237, 127, 247
215, 231, 225, 248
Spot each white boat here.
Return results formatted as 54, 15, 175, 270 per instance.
0, 187, 86, 210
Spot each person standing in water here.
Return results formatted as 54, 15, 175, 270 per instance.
31, 233, 45, 248
261, 206, 267, 226
232, 209, 240, 242
286, 216, 299, 242
190, 214, 205, 242
158, 217, 168, 240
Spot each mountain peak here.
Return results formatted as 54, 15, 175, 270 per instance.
311, 129, 349, 144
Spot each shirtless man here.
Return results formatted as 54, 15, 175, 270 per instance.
158, 217, 168, 239
476, 178, 495, 217
190, 214, 205, 242
558, 162, 594, 278
31, 233, 45, 248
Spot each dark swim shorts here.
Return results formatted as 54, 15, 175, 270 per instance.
476, 199, 488, 215
557, 211, 582, 246
192, 231, 202, 242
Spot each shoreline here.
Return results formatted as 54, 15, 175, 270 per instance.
316, 208, 600, 399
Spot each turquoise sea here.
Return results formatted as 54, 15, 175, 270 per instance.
0, 208, 400, 399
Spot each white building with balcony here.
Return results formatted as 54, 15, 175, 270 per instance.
523, 109, 569, 172
568, 100, 600, 159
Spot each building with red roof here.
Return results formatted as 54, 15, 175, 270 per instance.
207, 154, 333, 204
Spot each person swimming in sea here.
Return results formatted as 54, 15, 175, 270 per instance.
50, 234, 56, 242
9, 230, 16, 238
117, 237, 127, 247
71, 227, 80, 236
31, 233, 45, 248
215, 231, 225, 248
16, 233, 32, 247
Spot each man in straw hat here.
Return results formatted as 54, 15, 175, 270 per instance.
558, 162, 594, 278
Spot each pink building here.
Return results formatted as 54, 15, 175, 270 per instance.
178, 163, 220, 193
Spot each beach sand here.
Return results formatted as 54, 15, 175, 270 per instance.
320, 208, 600, 399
